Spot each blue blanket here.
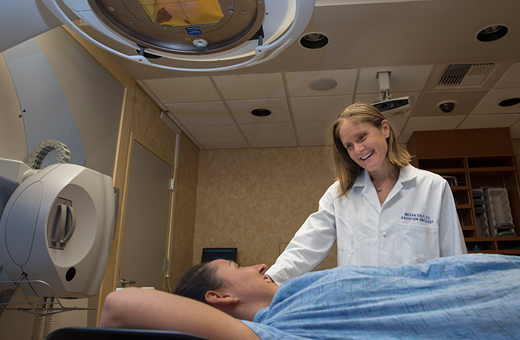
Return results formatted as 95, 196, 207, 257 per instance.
242, 254, 520, 339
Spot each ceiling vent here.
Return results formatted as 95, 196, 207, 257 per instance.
437, 63, 495, 87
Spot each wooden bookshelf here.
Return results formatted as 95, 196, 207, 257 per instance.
408, 128, 520, 255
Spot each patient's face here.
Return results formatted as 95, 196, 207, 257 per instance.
210, 260, 279, 304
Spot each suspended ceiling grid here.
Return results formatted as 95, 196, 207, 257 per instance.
109, 0, 520, 149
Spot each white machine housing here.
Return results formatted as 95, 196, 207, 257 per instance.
41, 0, 316, 72
0, 160, 116, 298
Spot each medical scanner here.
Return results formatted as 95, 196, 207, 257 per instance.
39, 0, 315, 72
0, 158, 116, 298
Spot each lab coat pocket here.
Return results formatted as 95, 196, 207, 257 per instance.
395, 223, 439, 265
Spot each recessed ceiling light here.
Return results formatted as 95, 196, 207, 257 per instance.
477, 24, 509, 42
499, 98, 520, 107
251, 108, 272, 117
308, 78, 338, 91
300, 32, 329, 49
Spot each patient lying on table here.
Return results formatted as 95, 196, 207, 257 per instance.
99, 254, 520, 339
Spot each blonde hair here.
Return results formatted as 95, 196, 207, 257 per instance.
330, 102, 411, 197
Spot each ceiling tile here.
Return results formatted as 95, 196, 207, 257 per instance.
494, 62, 520, 89
458, 114, 520, 130
354, 93, 382, 105
411, 90, 487, 117
291, 95, 353, 122
295, 121, 333, 145
471, 88, 520, 114
509, 120, 520, 139
227, 98, 291, 124
285, 69, 357, 97
398, 135, 410, 144
165, 102, 233, 127
212, 73, 286, 100
401, 116, 466, 139
357, 65, 433, 94
386, 116, 408, 136
140, 77, 220, 103
186, 125, 247, 148
240, 122, 296, 147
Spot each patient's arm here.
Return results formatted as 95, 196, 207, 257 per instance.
99, 288, 260, 340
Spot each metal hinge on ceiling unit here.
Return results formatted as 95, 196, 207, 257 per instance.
438, 63, 495, 87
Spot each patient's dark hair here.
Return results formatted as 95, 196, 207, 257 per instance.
173, 262, 223, 304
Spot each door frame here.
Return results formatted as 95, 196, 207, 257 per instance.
114, 133, 176, 292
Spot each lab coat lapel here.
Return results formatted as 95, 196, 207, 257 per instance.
356, 170, 382, 214
383, 179, 403, 207
382, 164, 417, 207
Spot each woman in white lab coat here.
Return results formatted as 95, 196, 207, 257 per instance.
266, 102, 467, 284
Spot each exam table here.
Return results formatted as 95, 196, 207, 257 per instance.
46, 327, 207, 340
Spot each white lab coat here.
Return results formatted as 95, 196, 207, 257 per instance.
266, 164, 467, 284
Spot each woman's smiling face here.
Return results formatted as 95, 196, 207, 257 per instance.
338, 119, 390, 174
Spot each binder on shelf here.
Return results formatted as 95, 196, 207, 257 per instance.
473, 188, 490, 237
483, 188, 516, 237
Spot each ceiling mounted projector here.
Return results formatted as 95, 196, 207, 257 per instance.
42, 0, 316, 72
371, 71, 415, 116
372, 96, 414, 116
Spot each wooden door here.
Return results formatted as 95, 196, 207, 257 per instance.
118, 140, 172, 290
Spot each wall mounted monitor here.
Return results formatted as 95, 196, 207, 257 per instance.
201, 248, 237, 263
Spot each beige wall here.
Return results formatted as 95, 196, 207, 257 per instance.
171, 133, 200, 285
131, 85, 176, 164
193, 146, 338, 271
